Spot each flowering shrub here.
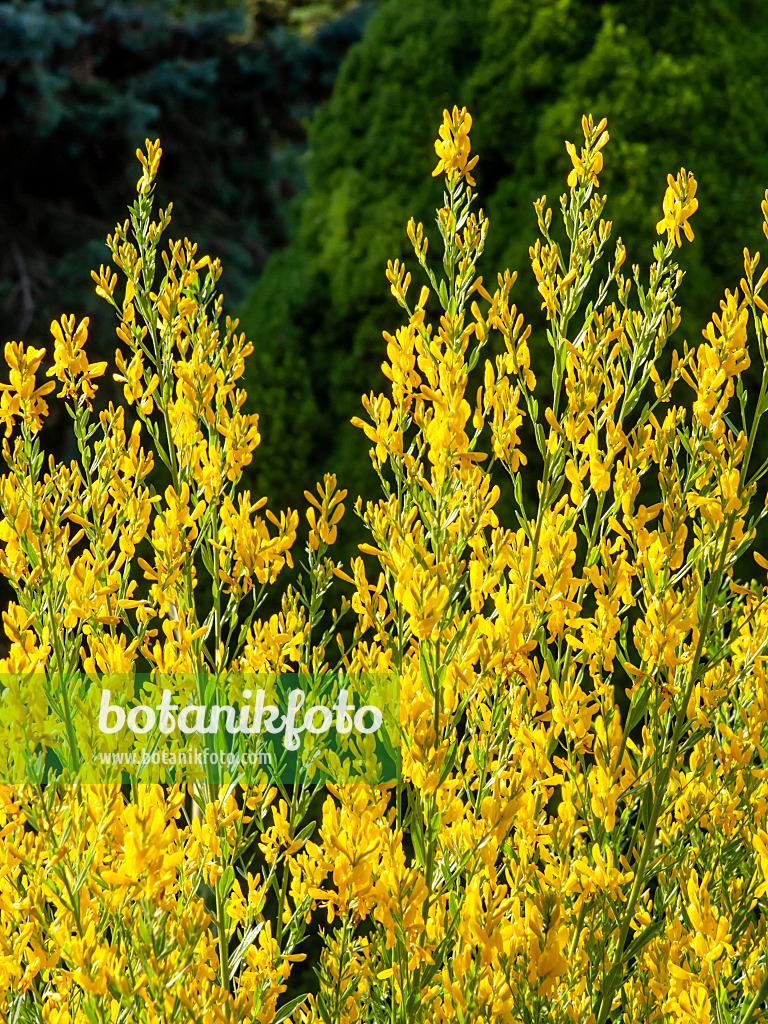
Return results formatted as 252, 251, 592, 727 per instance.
2, 106, 768, 1023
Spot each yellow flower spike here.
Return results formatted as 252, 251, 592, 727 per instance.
46, 315, 107, 408
656, 168, 699, 247
0, 340, 55, 434
90, 263, 118, 302
432, 106, 479, 187
565, 118, 608, 190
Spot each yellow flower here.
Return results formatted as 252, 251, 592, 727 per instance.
565, 115, 608, 188
432, 106, 479, 187
686, 869, 734, 969
656, 168, 699, 246
525, 893, 569, 996
305, 473, 346, 551
46, 315, 108, 406
565, 140, 602, 188
0, 341, 55, 434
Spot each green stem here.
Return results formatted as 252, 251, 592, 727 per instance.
215, 877, 231, 1007
275, 780, 302, 949
568, 900, 588, 960
523, 448, 553, 608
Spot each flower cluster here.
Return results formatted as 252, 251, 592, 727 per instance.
656, 167, 699, 247
431, 105, 479, 187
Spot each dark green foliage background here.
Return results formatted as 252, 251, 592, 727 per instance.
0, 0, 374, 356
238, 0, 768, 534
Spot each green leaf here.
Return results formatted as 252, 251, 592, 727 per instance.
220, 864, 235, 897
639, 780, 654, 830
534, 422, 546, 455
409, 814, 426, 867
435, 740, 458, 790
622, 921, 663, 966
429, 808, 442, 839
228, 921, 265, 976
597, 963, 625, 1016
625, 679, 651, 735
273, 995, 309, 1024
419, 645, 435, 696
291, 820, 316, 849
